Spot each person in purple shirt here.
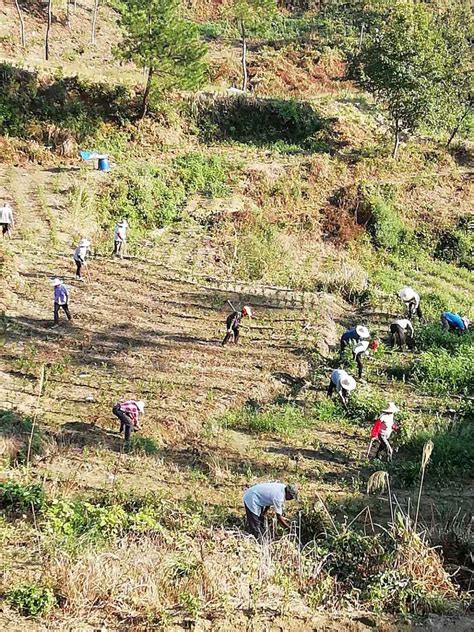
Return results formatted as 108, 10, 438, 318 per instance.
441, 311, 470, 335
52, 278, 72, 327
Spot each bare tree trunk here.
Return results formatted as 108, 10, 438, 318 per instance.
358, 22, 365, 53
140, 66, 154, 119
65, 0, 70, 27
14, 0, 26, 47
91, 0, 99, 44
239, 19, 248, 92
446, 104, 471, 147
45, 0, 52, 61
392, 118, 400, 159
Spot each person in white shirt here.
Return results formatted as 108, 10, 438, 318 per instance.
73, 238, 91, 280
374, 402, 399, 461
327, 369, 356, 406
243, 481, 298, 541
353, 339, 379, 379
390, 318, 415, 350
113, 219, 128, 258
398, 287, 422, 320
0, 202, 14, 238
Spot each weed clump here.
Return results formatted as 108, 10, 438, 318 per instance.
220, 403, 310, 435
5, 583, 56, 617
411, 346, 473, 395
0, 480, 46, 513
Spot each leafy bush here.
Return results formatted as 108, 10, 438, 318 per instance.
434, 215, 474, 270
363, 187, 412, 253
220, 403, 309, 435
5, 583, 56, 617
416, 324, 473, 353
0, 481, 46, 513
126, 435, 160, 456
411, 346, 473, 394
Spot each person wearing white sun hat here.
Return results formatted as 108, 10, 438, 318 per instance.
112, 399, 145, 441
113, 218, 129, 258
374, 401, 400, 461
73, 237, 91, 280
327, 369, 357, 407
340, 325, 370, 352
52, 278, 72, 327
398, 287, 422, 320
222, 304, 253, 346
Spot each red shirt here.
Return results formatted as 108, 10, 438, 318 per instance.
118, 400, 140, 426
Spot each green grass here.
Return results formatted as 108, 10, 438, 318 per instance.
219, 403, 310, 435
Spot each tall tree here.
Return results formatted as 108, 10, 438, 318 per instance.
228, 0, 277, 92
357, 1, 449, 159
115, 0, 207, 118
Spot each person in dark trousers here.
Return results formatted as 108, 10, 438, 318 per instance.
353, 339, 378, 379
243, 481, 298, 541
372, 402, 399, 461
52, 279, 72, 327
390, 318, 415, 350
0, 202, 14, 238
327, 369, 356, 407
112, 399, 145, 441
399, 287, 422, 320
73, 238, 91, 281
340, 325, 370, 352
222, 305, 252, 346
441, 311, 470, 335
113, 219, 128, 258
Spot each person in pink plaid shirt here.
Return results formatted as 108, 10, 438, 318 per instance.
112, 399, 145, 441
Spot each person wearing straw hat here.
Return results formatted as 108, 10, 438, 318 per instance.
52, 278, 72, 327
390, 318, 415, 350
327, 369, 356, 406
398, 287, 422, 320
243, 481, 298, 541
440, 311, 470, 336
222, 305, 253, 346
373, 402, 400, 461
340, 325, 370, 352
0, 201, 14, 238
353, 339, 379, 379
112, 399, 145, 441
73, 238, 91, 281
113, 219, 128, 258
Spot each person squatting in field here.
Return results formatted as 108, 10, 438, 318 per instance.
222, 305, 252, 346
441, 311, 470, 335
0, 201, 14, 238
112, 399, 145, 441
353, 338, 379, 379
243, 481, 298, 542
327, 369, 356, 407
390, 318, 415, 350
52, 279, 72, 327
113, 219, 128, 258
370, 402, 400, 461
340, 325, 370, 352
73, 238, 91, 280
399, 287, 423, 320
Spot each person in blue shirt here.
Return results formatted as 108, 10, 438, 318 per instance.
340, 325, 370, 352
52, 278, 72, 327
441, 311, 470, 335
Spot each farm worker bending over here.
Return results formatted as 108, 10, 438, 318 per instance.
353, 339, 378, 379
52, 279, 72, 327
399, 287, 422, 320
0, 201, 14, 238
327, 369, 356, 406
73, 238, 91, 280
222, 305, 252, 346
441, 311, 470, 335
112, 399, 145, 441
390, 318, 415, 350
371, 402, 400, 461
243, 481, 298, 541
340, 325, 370, 352
113, 219, 128, 258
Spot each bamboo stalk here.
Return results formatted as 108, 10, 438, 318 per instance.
26, 364, 46, 476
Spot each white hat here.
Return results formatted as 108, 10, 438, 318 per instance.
136, 400, 145, 413
79, 238, 90, 247
383, 401, 399, 414
461, 317, 470, 329
52, 278, 63, 286
356, 325, 370, 339
399, 287, 415, 302
354, 340, 369, 355
341, 375, 356, 392
242, 305, 252, 318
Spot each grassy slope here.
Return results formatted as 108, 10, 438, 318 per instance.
1, 3, 473, 630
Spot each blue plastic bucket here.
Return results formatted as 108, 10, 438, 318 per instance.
98, 157, 110, 172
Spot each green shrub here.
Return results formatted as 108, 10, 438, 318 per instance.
126, 435, 160, 456
5, 583, 56, 617
0, 481, 46, 513
434, 215, 474, 270
411, 346, 473, 394
416, 324, 473, 353
220, 403, 309, 435
363, 187, 412, 253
